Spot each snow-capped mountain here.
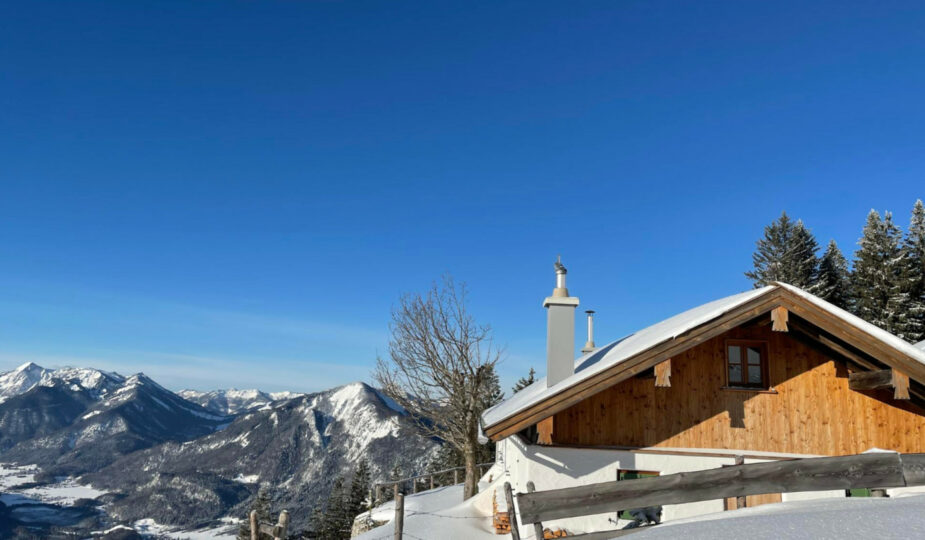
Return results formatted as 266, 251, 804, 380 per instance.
178, 388, 304, 415
88, 382, 440, 532
0, 364, 228, 477
0, 362, 125, 404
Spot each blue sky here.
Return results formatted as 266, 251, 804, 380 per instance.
1, 1, 923, 393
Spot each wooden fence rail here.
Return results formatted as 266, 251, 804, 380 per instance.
373, 462, 494, 504
505, 452, 925, 540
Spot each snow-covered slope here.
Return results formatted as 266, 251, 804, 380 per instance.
917, 339, 925, 351
88, 382, 441, 532
178, 388, 304, 415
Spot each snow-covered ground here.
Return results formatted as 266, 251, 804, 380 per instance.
133, 517, 238, 539
356, 474, 925, 540
0, 463, 106, 506
631, 494, 925, 539
356, 475, 501, 540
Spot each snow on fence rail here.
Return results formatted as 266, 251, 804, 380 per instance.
503, 452, 925, 540
373, 462, 494, 504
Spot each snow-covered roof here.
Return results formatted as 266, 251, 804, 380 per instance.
917, 340, 925, 351
482, 282, 925, 436
482, 286, 776, 430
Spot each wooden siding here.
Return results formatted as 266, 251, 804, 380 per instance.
542, 324, 925, 455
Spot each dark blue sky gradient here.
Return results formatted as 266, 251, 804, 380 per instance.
1, 1, 923, 391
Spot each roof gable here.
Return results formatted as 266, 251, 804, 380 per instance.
482, 283, 925, 441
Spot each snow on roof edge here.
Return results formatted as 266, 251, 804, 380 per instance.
775, 282, 925, 366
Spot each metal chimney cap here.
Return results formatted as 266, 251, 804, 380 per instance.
554, 255, 567, 274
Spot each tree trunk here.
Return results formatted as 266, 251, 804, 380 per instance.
463, 441, 478, 500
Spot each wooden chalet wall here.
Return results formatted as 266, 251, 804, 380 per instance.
538, 324, 925, 455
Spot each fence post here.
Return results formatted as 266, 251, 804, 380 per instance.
375, 484, 382, 505
526, 481, 544, 540
430, 475, 435, 490
393, 483, 399, 501
249, 510, 258, 540
274, 509, 289, 540
413, 479, 419, 494
504, 482, 521, 540
734, 455, 746, 509
394, 493, 404, 540
454, 469, 459, 484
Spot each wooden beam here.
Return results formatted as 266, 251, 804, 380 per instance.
848, 369, 894, 391
771, 306, 789, 332
654, 359, 671, 388
516, 452, 910, 524
847, 369, 911, 400
893, 370, 911, 400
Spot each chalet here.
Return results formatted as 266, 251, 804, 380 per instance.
480, 260, 925, 532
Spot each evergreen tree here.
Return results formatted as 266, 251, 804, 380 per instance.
745, 212, 820, 288
478, 364, 504, 410
348, 459, 372, 516
311, 476, 351, 540
237, 487, 272, 540
512, 367, 536, 394
903, 200, 925, 342
852, 209, 919, 340
380, 462, 403, 502
815, 240, 852, 310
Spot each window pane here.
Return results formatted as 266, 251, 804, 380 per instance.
729, 363, 742, 384
728, 345, 740, 363
747, 346, 762, 365
747, 364, 762, 384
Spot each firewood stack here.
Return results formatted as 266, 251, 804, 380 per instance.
492, 490, 511, 534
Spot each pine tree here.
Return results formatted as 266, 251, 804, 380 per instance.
852, 209, 919, 339
815, 240, 852, 310
512, 367, 536, 394
348, 459, 372, 516
901, 200, 925, 342
311, 476, 351, 540
745, 212, 820, 288
479, 364, 504, 410
237, 486, 272, 540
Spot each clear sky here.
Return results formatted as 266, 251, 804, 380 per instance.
1, 1, 923, 393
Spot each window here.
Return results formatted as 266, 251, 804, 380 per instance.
726, 340, 769, 389
616, 470, 660, 521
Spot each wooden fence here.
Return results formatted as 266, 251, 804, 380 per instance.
373, 462, 494, 505
248, 509, 289, 540
503, 452, 925, 540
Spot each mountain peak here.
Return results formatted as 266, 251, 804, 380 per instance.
16, 361, 44, 372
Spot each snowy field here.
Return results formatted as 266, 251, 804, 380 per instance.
133, 517, 238, 539
631, 494, 925, 539
0, 463, 106, 507
356, 479, 925, 540
356, 481, 500, 540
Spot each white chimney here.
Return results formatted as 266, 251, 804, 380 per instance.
581, 310, 596, 354
544, 257, 579, 387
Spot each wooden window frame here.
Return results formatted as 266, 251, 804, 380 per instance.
724, 339, 770, 390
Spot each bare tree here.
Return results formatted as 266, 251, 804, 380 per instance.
374, 275, 502, 500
